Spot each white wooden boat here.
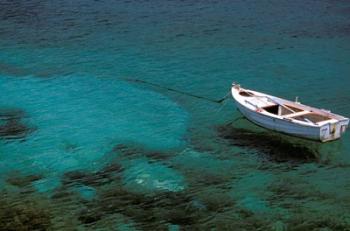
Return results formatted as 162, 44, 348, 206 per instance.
231, 83, 349, 142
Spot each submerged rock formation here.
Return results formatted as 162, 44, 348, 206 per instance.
0, 192, 51, 230
0, 108, 33, 140
121, 158, 186, 194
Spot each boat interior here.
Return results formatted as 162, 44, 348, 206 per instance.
238, 90, 335, 124
262, 104, 332, 124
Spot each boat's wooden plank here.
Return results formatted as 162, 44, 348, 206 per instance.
284, 111, 310, 118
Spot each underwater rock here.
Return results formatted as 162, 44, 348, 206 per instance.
271, 221, 287, 231
0, 192, 52, 230
286, 212, 350, 231
121, 158, 186, 194
0, 118, 28, 139
100, 162, 124, 175
196, 189, 234, 212
62, 165, 121, 187
267, 177, 328, 202
6, 172, 42, 187
170, 148, 235, 191
171, 148, 235, 176
114, 143, 174, 161
72, 185, 97, 201
0, 108, 33, 140
32, 176, 61, 193
237, 195, 271, 214
63, 171, 89, 183
230, 172, 274, 215
93, 184, 204, 228
87, 213, 139, 230
197, 209, 270, 230
233, 172, 274, 196
50, 189, 75, 200
78, 208, 103, 225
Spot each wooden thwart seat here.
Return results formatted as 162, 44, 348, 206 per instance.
284, 110, 310, 118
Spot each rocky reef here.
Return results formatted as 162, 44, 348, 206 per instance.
0, 108, 33, 140
0, 191, 51, 231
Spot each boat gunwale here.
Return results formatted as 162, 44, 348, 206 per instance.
232, 88, 322, 128
233, 95, 321, 128
231, 86, 349, 127
234, 100, 326, 142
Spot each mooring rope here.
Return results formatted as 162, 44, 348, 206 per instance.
122, 78, 230, 104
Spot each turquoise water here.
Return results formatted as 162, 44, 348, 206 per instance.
0, 0, 350, 229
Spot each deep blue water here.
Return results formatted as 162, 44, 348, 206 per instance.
0, 0, 350, 230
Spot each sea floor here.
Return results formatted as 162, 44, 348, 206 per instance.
0, 0, 350, 230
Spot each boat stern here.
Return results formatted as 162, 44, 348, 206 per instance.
320, 118, 349, 142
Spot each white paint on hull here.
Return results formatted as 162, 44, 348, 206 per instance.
231, 84, 349, 142
235, 101, 321, 140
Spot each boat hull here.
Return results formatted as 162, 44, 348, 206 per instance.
231, 84, 349, 142
235, 100, 322, 141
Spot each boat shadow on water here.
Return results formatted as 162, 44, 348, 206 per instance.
216, 120, 343, 164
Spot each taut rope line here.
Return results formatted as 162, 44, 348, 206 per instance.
123, 78, 230, 104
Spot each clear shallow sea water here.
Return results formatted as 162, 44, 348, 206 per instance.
0, 0, 350, 230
